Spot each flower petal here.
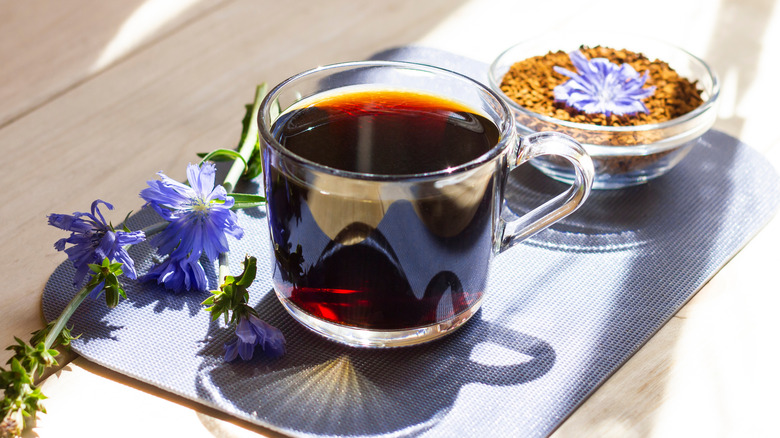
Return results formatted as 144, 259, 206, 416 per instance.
237, 339, 255, 361
248, 315, 286, 358
223, 339, 240, 362
142, 255, 207, 293
553, 50, 655, 116
235, 317, 257, 344
88, 279, 106, 299
188, 163, 216, 198
90, 200, 114, 227
142, 163, 244, 273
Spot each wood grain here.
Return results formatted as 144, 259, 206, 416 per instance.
0, 0, 226, 128
0, 0, 466, 367
1, 0, 778, 437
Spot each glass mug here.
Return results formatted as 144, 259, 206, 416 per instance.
258, 61, 594, 347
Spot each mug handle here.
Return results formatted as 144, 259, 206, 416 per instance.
497, 132, 594, 253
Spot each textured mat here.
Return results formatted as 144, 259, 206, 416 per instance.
42, 48, 780, 437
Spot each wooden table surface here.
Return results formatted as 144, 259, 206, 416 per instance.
2, 1, 778, 437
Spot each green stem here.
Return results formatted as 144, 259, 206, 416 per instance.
37, 82, 266, 351
217, 83, 268, 285
33, 223, 167, 355
39, 220, 167, 351
222, 83, 268, 194
42, 285, 90, 350
140, 221, 168, 237
218, 253, 230, 286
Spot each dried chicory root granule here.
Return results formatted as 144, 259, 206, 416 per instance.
499, 46, 706, 175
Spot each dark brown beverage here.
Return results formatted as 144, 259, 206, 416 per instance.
266, 89, 500, 330
273, 90, 499, 175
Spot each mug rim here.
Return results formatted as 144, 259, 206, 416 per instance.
258, 60, 516, 182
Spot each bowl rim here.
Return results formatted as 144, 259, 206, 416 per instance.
487, 32, 721, 152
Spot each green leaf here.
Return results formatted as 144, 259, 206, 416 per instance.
106, 289, 119, 308
58, 325, 80, 347
237, 104, 254, 148
198, 148, 249, 171
227, 193, 266, 210
29, 326, 47, 347
195, 152, 233, 162
245, 144, 263, 180
10, 358, 29, 382
201, 256, 259, 324
30, 322, 79, 349
234, 256, 257, 288
105, 274, 118, 287
240, 84, 268, 181
120, 210, 135, 232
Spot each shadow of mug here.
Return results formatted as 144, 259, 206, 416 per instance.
506, 164, 665, 252
196, 291, 555, 436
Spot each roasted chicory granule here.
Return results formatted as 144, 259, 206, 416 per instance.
499, 46, 704, 129
499, 46, 708, 177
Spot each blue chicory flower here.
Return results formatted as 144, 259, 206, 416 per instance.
223, 314, 285, 361
553, 50, 656, 116
142, 254, 207, 294
48, 200, 145, 286
140, 163, 244, 292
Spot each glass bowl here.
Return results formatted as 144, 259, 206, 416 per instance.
488, 33, 720, 189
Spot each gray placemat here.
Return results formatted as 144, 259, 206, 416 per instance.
42, 48, 780, 437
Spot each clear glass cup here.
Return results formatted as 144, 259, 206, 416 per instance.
488, 32, 720, 189
258, 61, 594, 347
